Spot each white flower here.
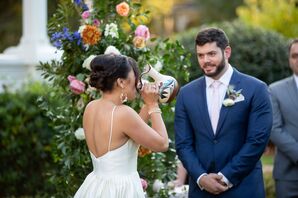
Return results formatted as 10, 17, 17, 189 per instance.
76, 97, 85, 110
74, 128, 85, 140
223, 98, 235, 107
152, 179, 164, 192
153, 61, 163, 72
104, 46, 121, 55
78, 25, 86, 36
167, 181, 175, 190
86, 85, 96, 93
104, 23, 119, 38
82, 55, 96, 70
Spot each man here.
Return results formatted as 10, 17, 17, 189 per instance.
174, 27, 272, 197
269, 39, 298, 198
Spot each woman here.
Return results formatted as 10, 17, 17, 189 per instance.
74, 54, 168, 198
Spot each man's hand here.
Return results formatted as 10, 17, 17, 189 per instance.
199, 173, 229, 195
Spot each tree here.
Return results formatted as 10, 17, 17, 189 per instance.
195, 0, 244, 23
237, 0, 298, 38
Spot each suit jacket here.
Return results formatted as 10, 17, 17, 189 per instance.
174, 69, 272, 198
269, 76, 298, 181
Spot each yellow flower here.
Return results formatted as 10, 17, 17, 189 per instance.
138, 145, 152, 157
81, 25, 101, 45
133, 36, 146, 49
116, 2, 130, 17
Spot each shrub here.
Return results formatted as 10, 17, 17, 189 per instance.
177, 20, 291, 84
0, 83, 56, 196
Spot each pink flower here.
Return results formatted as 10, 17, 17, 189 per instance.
116, 2, 130, 16
140, 178, 148, 191
93, 19, 100, 26
81, 11, 90, 20
67, 75, 86, 94
135, 25, 150, 40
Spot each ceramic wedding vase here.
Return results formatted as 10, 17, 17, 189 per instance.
139, 64, 179, 103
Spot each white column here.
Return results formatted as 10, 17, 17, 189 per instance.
21, 0, 50, 49
3, 0, 61, 65
0, 0, 62, 92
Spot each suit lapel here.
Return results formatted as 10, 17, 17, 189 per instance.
287, 76, 298, 112
196, 78, 214, 137
215, 69, 241, 136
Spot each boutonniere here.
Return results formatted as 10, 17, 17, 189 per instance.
223, 85, 244, 107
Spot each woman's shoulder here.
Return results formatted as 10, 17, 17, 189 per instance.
84, 100, 99, 113
116, 105, 138, 117
113, 105, 140, 130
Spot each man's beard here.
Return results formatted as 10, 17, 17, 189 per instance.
202, 57, 226, 78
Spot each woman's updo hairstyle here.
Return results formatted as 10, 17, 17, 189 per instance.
89, 54, 139, 92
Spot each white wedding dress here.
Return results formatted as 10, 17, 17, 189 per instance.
74, 106, 145, 198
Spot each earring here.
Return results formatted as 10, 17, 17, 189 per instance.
120, 92, 128, 103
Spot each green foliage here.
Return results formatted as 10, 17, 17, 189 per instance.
0, 83, 56, 197
261, 155, 274, 165
38, 0, 191, 196
176, 20, 291, 84
237, 0, 298, 38
0, 1, 21, 52
195, 0, 244, 23
138, 143, 177, 197
263, 171, 275, 198
37, 85, 92, 197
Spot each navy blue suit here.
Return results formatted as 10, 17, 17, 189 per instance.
174, 69, 272, 197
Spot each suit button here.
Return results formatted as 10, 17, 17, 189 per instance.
213, 140, 218, 144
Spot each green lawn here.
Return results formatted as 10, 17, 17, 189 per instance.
261, 154, 274, 165
262, 155, 275, 198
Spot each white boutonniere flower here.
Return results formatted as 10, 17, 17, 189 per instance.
223, 98, 235, 107
223, 85, 244, 107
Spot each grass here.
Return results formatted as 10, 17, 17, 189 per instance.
261, 154, 274, 165
261, 154, 275, 198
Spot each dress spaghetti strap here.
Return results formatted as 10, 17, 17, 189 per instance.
107, 106, 117, 152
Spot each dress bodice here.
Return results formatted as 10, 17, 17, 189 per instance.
90, 139, 139, 177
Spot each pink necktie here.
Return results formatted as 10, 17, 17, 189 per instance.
210, 81, 221, 134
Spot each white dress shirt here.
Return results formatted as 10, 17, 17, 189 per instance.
197, 65, 234, 190
294, 74, 298, 90
205, 64, 233, 126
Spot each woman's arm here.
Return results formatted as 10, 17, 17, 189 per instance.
139, 104, 150, 123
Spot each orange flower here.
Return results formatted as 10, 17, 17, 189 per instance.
81, 25, 101, 45
116, 2, 130, 16
133, 36, 146, 49
138, 146, 152, 157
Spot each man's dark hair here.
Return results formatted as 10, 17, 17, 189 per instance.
195, 27, 229, 50
288, 38, 298, 53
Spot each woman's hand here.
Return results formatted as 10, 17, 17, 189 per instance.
140, 82, 160, 108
